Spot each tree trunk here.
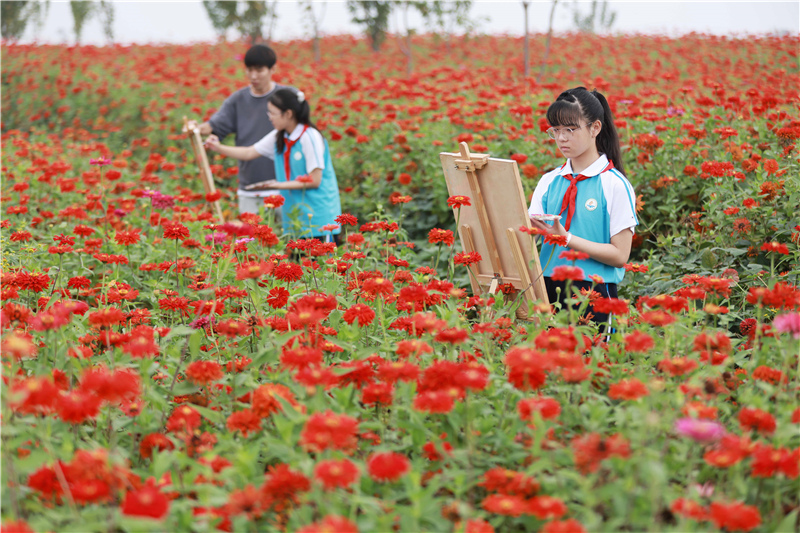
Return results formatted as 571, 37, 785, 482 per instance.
523, 1, 530, 78
405, 31, 412, 78
537, 0, 559, 84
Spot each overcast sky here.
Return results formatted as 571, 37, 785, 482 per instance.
17, 1, 800, 45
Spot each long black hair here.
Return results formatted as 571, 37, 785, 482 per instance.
269, 88, 315, 153
546, 87, 624, 175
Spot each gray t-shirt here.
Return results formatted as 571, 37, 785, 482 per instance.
208, 84, 285, 191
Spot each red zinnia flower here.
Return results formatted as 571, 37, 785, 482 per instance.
738, 407, 776, 434
413, 390, 455, 414
366, 451, 410, 482
226, 409, 262, 437
297, 516, 359, 533
550, 265, 584, 281
518, 396, 561, 423
592, 298, 629, 315
185, 360, 223, 384
481, 494, 527, 517
335, 213, 358, 226
479, 467, 540, 497
343, 303, 376, 327
251, 383, 298, 418
313, 459, 360, 490
709, 501, 761, 532
453, 251, 482, 266
261, 463, 310, 504
670, 498, 709, 521
274, 262, 304, 283
464, 519, 495, 533
540, 519, 588, 533
56, 390, 101, 424
624, 331, 654, 353
447, 195, 471, 209
608, 378, 649, 400
527, 496, 567, 520
139, 433, 175, 459
121, 478, 169, 520
115, 230, 141, 246
362, 277, 394, 297
263, 194, 284, 208
162, 223, 190, 241
428, 228, 454, 246
87, 307, 126, 328
300, 411, 360, 453
760, 241, 789, 255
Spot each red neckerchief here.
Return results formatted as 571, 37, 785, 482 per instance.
283, 125, 309, 181
558, 160, 614, 231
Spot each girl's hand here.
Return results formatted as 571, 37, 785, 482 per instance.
529, 216, 567, 237
203, 134, 220, 151
245, 180, 279, 191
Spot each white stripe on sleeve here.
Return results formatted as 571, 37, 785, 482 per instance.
301, 129, 326, 173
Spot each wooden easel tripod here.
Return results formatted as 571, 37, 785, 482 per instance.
182, 117, 225, 224
441, 142, 549, 314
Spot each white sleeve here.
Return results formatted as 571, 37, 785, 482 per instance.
301, 129, 326, 173
528, 173, 556, 217
253, 130, 277, 159
605, 174, 638, 237
528, 185, 545, 217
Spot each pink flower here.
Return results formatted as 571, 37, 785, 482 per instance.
773, 312, 800, 339
90, 156, 111, 166
674, 418, 726, 443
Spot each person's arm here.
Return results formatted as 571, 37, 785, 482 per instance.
204, 134, 261, 161
245, 168, 322, 191
529, 218, 634, 268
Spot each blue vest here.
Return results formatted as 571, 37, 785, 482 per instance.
274, 133, 342, 239
539, 167, 637, 284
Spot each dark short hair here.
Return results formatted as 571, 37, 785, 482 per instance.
244, 44, 277, 69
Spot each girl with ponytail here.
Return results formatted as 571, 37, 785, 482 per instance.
205, 87, 342, 241
528, 87, 638, 329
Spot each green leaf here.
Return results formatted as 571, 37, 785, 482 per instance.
772, 509, 798, 533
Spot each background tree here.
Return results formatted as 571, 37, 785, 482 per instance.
1, 0, 49, 42
572, 0, 616, 33
69, 1, 114, 44
522, 1, 530, 77
392, 1, 424, 77
419, 0, 474, 52
202, 1, 275, 44
347, 0, 393, 52
538, 0, 559, 83
299, 0, 326, 63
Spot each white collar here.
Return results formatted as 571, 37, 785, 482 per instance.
560, 154, 609, 177
284, 124, 308, 141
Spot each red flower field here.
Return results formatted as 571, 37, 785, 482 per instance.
1, 33, 799, 532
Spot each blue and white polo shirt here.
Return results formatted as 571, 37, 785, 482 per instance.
528, 154, 638, 284
254, 124, 342, 238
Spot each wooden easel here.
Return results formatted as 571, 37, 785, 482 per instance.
441, 142, 549, 315
183, 117, 224, 223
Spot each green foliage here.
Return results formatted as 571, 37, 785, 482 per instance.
572, 0, 616, 34
69, 1, 114, 44
1, 0, 48, 42
201, 0, 274, 44
347, 0, 393, 52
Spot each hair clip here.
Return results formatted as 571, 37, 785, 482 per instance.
296, 90, 305, 103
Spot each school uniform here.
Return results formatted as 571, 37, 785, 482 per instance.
528, 154, 638, 325
254, 124, 342, 239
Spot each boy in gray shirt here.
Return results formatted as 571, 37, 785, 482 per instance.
189, 44, 285, 215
